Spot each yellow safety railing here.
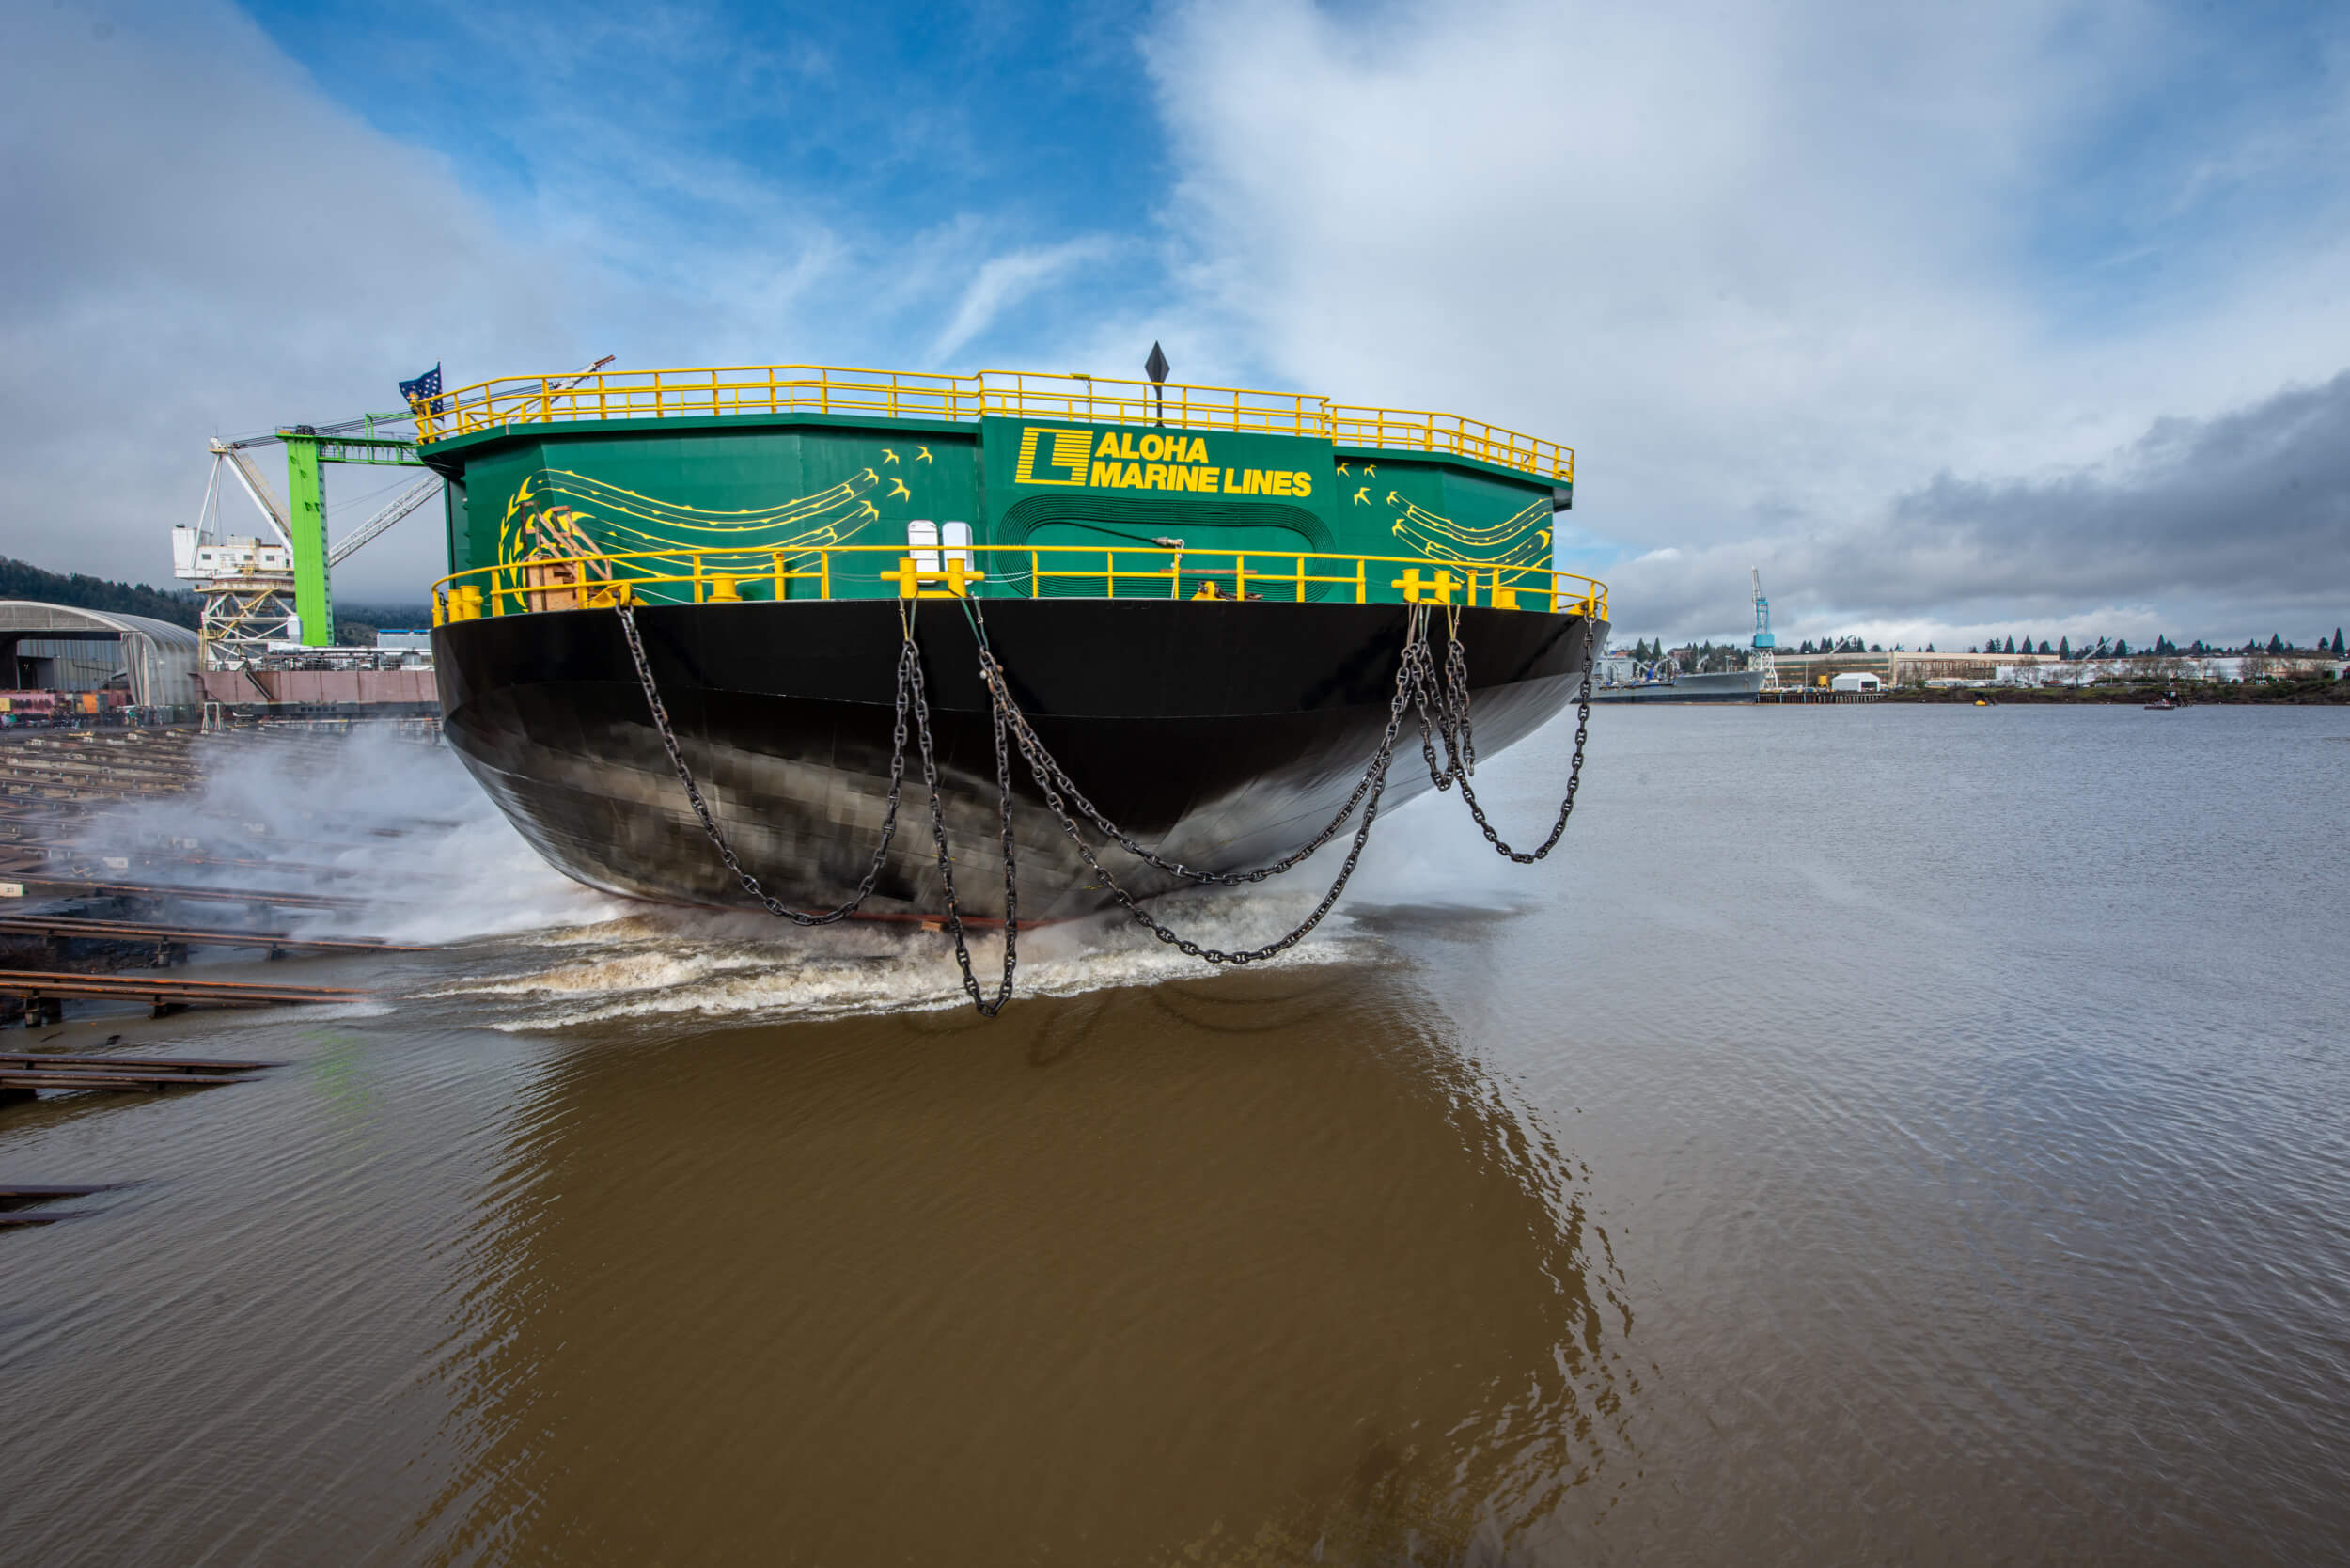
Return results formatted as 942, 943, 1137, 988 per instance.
431, 544, 1607, 625
411, 366, 1574, 483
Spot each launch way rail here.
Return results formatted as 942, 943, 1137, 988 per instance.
12, 843, 432, 883
0, 915, 429, 960
1, 969, 366, 1025
0, 1053, 278, 1108
0, 876, 375, 912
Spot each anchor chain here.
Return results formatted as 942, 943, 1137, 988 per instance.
1407, 607, 1595, 863
904, 625, 1019, 1015
621, 590, 1598, 1008
966, 600, 1438, 965
617, 601, 917, 924
621, 598, 1018, 1011
959, 596, 1427, 886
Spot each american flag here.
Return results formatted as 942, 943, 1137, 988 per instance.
399, 364, 444, 414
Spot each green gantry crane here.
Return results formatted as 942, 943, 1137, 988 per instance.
184, 412, 437, 656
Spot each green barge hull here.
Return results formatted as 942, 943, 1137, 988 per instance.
417, 365, 1606, 917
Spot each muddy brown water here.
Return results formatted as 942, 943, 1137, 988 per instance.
2, 706, 2345, 1564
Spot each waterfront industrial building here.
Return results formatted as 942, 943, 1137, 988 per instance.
1768, 650, 2057, 687
0, 601, 202, 714
1775, 647, 2342, 689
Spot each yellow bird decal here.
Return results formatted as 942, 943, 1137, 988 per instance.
885, 478, 911, 500
1386, 490, 1400, 505
854, 500, 879, 520
856, 467, 877, 483
915, 447, 934, 463
1337, 462, 1351, 476
882, 448, 901, 465
1352, 487, 1371, 505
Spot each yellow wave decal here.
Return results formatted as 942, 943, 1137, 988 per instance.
1386, 495, 1552, 570
495, 467, 885, 581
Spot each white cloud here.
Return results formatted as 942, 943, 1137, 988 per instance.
0, 0, 576, 600
1140, 0, 2350, 638
927, 238, 1121, 367
0, 0, 1110, 602
7, 0, 2345, 649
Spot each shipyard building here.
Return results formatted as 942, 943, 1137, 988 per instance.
0, 601, 201, 717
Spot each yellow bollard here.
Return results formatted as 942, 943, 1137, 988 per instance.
1389, 568, 1455, 605
882, 557, 987, 598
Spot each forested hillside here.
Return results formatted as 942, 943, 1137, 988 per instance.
0, 557, 200, 629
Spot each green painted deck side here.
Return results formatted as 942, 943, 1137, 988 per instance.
422, 411, 1569, 607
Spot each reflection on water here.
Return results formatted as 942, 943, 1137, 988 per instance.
412, 968, 1633, 1563
8, 708, 2350, 1564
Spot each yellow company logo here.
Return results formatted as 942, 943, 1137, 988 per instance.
1012, 427, 1095, 486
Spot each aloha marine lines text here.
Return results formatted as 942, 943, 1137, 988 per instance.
1014, 427, 1317, 497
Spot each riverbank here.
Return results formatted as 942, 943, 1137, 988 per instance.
1880, 676, 2348, 704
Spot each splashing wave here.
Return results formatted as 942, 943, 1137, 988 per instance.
421, 888, 1374, 1029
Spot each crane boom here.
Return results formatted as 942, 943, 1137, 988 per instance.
328, 472, 442, 566
217, 444, 294, 548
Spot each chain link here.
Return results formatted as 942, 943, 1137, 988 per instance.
965, 601, 1437, 965
617, 603, 917, 923
1407, 607, 1594, 863
904, 625, 1019, 1015
960, 597, 1421, 887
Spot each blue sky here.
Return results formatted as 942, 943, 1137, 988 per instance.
4, 0, 2346, 645
248, 1, 1170, 231
243, 0, 1179, 374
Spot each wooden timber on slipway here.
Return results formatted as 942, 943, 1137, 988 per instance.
1, 875, 373, 912
0, 1051, 278, 1108
0, 967, 365, 1026
0, 914, 429, 959
5, 843, 429, 883
0, 729, 206, 803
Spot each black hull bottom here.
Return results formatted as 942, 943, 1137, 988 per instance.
432, 601, 1602, 920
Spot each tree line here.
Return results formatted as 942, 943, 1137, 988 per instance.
0, 555, 201, 629
1957, 632, 2347, 658
0, 555, 431, 648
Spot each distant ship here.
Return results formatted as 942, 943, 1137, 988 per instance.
1590, 667, 1762, 703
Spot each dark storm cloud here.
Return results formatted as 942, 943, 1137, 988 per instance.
1879, 370, 2350, 614
1608, 370, 2350, 641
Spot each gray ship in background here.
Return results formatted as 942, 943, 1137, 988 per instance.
1590, 662, 1765, 703
1590, 568, 1777, 703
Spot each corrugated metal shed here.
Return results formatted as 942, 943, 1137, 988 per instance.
0, 601, 202, 707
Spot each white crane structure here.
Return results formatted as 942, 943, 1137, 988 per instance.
176, 433, 444, 669
176, 441, 298, 667
175, 360, 607, 670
